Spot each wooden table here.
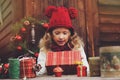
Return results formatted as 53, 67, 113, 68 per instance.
2, 75, 120, 80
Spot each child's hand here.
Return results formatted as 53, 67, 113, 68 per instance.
33, 64, 42, 72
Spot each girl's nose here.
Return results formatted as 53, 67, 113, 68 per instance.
59, 34, 64, 39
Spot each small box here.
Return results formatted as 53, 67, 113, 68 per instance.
46, 51, 82, 75
100, 46, 120, 77
89, 57, 100, 76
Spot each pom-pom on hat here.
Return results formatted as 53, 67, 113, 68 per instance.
45, 6, 78, 34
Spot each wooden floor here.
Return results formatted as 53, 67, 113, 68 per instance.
2, 75, 120, 80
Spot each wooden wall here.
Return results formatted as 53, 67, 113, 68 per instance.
98, 0, 120, 47
85, 0, 120, 56
98, 0, 120, 55
0, 0, 24, 62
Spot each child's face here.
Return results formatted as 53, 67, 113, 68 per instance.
52, 27, 71, 46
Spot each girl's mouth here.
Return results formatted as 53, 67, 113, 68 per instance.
57, 41, 65, 44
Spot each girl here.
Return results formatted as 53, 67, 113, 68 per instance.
36, 6, 89, 76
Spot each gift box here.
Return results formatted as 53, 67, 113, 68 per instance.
46, 51, 82, 75
77, 65, 87, 77
9, 58, 20, 79
88, 57, 100, 77
19, 57, 36, 78
100, 46, 120, 77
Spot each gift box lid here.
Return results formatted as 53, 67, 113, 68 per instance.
46, 50, 82, 66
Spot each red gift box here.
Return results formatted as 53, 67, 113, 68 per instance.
20, 57, 36, 78
77, 65, 87, 77
46, 51, 82, 75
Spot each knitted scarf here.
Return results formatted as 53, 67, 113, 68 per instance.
51, 42, 71, 52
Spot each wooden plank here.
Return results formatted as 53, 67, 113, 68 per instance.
100, 24, 120, 33
92, 0, 100, 56
0, 22, 12, 41
100, 41, 120, 47
0, 0, 6, 6
2, 4, 12, 20
98, 0, 120, 6
76, 0, 86, 42
34, 0, 44, 18
0, 32, 12, 48
99, 6, 120, 16
0, 12, 13, 31
70, 0, 74, 7
85, 0, 99, 56
0, 6, 3, 26
100, 33, 120, 42
85, 0, 94, 57
77, 0, 85, 28
1, 0, 11, 12
99, 14, 120, 24
24, 0, 33, 17
39, 0, 45, 19
11, 0, 24, 21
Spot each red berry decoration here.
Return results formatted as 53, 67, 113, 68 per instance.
21, 27, 26, 32
34, 52, 39, 57
4, 63, 9, 69
15, 35, 22, 41
43, 23, 49, 28
17, 46, 22, 50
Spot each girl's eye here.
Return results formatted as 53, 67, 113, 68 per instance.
54, 32, 60, 35
63, 32, 68, 35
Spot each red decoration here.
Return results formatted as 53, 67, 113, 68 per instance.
43, 23, 49, 28
46, 51, 82, 66
23, 20, 30, 26
4, 63, 9, 69
34, 52, 39, 57
21, 27, 26, 32
53, 66, 63, 77
55, 72, 62, 77
15, 35, 22, 41
77, 65, 87, 77
0, 63, 9, 77
17, 46, 22, 50
0, 66, 2, 73
20, 58, 36, 78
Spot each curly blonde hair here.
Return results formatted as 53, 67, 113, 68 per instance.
39, 32, 84, 52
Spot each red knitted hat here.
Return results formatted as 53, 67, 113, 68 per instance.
45, 6, 78, 32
